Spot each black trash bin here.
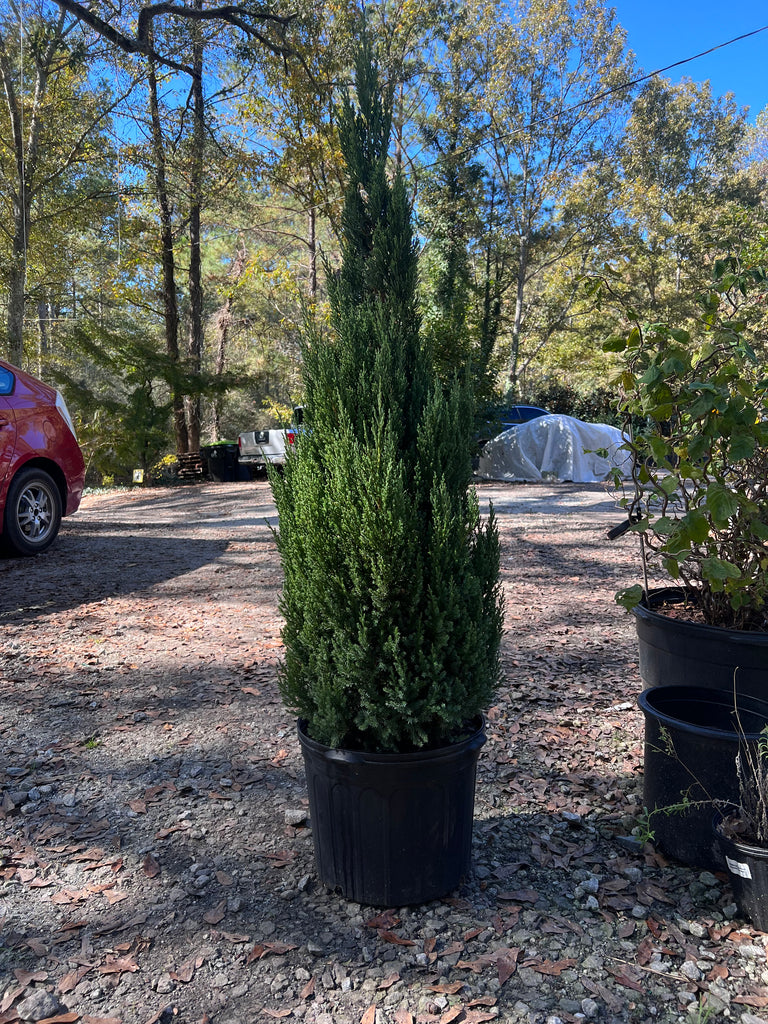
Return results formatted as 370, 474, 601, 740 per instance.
201, 443, 240, 482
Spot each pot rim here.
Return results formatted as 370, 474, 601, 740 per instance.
713, 811, 768, 858
637, 685, 768, 743
297, 715, 486, 765
633, 587, 768, 644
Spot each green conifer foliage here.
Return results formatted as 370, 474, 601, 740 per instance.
271, 37, 503, 753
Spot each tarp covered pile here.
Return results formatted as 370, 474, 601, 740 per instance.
476, 414, 631, 483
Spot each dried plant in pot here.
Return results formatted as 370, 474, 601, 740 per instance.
269, 38, 503, 906
714, 726, 768, 930
602, 255, 768, 696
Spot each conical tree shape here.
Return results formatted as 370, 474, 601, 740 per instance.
272, 38, 502, 753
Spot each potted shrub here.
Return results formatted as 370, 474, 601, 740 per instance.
270, 39, 503, 906
603, 255, 768, 698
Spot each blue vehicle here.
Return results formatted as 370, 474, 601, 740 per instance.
496, 405, 549, 429
476, 405, 549, 444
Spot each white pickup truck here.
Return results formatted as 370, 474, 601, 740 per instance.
237, 408, 303, 470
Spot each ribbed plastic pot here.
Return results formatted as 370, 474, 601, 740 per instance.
297, 718, 486, 906
633, 588, 768, 697
638, 686, 768, 870
714, 817, 768, 931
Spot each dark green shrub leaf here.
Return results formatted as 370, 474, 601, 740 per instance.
616, 585, 644, 610
653, 516, 676, 536
701, 556, 742, 581
705, 482, 739, 527
678, 509, 710, 544
663, 557, 680, 579
640, 364, 664, 386
729, 433, 756, 461
668, 328, 690, 344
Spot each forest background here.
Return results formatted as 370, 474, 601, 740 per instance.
2, 0, 768, 484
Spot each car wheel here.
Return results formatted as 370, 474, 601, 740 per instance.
3, 467, 63, 555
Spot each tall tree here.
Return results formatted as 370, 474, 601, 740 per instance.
532, 79, 768, 398
184, 0, 206, 452
145, 42, 188, 453
41, 0, 296, 454
418, 3, 498, 403
617, 77, 762, 313
465, 0, 633, 394
235, 0, 352, 301
0, 3, 117, 364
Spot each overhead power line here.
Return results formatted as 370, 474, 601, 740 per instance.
302, 20, 768, 220
481, 22, 768, 154
637, 23, 768, 82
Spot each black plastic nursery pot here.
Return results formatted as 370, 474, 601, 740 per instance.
297, 718, 486, 906
638, 686, 768, 870
634, 588, 768, 697
714, 818, 768, 932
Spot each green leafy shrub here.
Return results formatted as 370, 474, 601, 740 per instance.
605, 255, 768, 631
271, 41, 503, 753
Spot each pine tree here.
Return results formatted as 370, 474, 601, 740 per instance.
271, 36, 502, 753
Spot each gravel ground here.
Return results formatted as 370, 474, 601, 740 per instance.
1, 479, 767, 1024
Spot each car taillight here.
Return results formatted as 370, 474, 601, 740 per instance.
287, 430, 296, 445
55, 391, 78, 441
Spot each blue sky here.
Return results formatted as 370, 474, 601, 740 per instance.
610, 2, 768, 120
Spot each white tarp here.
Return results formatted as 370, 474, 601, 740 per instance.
476, 414, 631, 483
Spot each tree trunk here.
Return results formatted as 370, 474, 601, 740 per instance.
478, 179, 502, 374
308, 203, 317, 299
211, 241, 246, 440
0, 20, 62, 364
508, 231, 528, 397
6, 229, 27, 366
184, 4, 205, 454
148, 50, 188, 454
36, 297, 50, 375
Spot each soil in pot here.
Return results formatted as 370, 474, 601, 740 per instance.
638, 685, 768, 870
298, 718, 486, 906
634, 588, 768, 698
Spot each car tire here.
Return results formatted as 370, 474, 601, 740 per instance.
3, 467, 63, 555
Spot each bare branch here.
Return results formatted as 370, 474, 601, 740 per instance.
52, 0, 296, 71
52, 0, 194, 73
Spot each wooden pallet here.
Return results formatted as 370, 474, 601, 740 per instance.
177, 451, 205, 480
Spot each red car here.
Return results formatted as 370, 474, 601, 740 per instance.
0, 359, 85, 555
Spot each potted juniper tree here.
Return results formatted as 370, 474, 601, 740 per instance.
604, 255, 768, 697
270, 39, 503, 906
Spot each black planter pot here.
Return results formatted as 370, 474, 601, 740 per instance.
297, 718, 486, 906
638, 685, 768, 870
633, 588, 768, 698
714, 817, 768, 931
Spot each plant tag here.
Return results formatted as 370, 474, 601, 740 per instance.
726, 856, 752, 880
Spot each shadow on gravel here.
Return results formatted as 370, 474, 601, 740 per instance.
0, 530, 228, 623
